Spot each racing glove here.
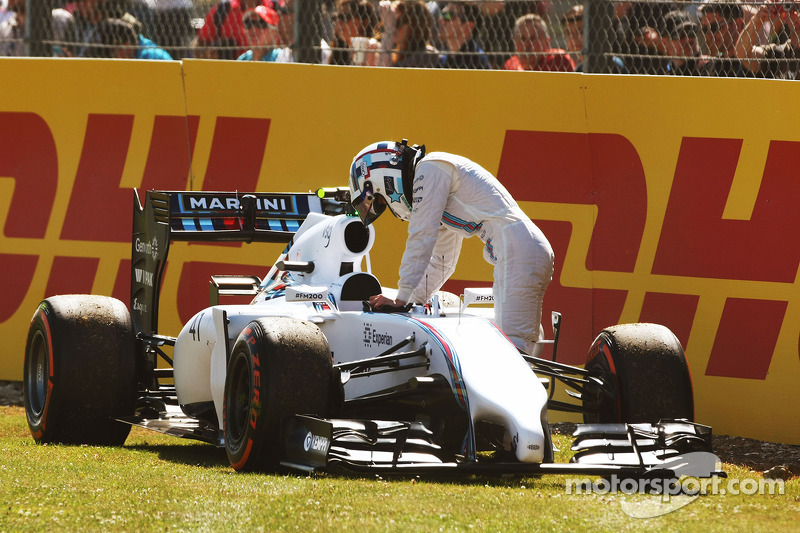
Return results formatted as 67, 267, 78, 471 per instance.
363, 301, 413, 313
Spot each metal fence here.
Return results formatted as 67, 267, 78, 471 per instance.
2, 1, 797, 78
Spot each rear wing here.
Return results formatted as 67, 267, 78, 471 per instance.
131, 189, 350, 336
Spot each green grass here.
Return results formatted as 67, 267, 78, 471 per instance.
1, 406, 798, 532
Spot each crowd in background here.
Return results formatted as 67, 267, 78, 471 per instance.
1, 0, 798, 78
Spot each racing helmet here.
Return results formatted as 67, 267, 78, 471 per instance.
349, 139, 425, 225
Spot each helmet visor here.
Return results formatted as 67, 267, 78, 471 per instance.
351, 188, 386, 226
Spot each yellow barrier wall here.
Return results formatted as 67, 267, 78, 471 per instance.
2, 59, 798, 444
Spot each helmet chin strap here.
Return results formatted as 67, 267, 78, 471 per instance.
397, 139, 426, 207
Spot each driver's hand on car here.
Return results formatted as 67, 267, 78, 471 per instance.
368, 294, 408, 312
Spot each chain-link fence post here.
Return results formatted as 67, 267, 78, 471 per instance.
584, 0, 613, 73
294, 0, 323, 64
26, 0, 54, 57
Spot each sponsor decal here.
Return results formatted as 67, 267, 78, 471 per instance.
134, 267, 154, 287
303, 431, 330, 453
384, 177, 396, 196
181, 194, 290, 213
297, 292, 325, 300
322, 220, 333, 248
132, 298, 147, 313
363, 323, 393, 347
135, 236, 159, 260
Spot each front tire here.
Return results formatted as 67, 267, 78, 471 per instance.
583, 323, 694, 424
224, 317, 333, 472
23, 295, 137, 445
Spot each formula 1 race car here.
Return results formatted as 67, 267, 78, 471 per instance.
23, 188, 717, 479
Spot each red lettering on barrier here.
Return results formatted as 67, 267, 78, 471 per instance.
489, 132, 646, 363
201, 117, 270, 191
653, 138, 800, 282
45, 256, 99, 296
113, 259, 131, 305
0, 254, 39, 323
62, 114, 200, 243
60, 114, 134, 242
141, 115, 201, 191
653, 138, 800, 378
497, 131, 647, 273
639, 292, 699, 349
0, 112, 58, 239
705, 298, 786, 380
177, 261, 264, 323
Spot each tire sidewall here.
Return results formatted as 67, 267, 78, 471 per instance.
585, 324, 694, 424
584, 332, 621, 423
22, 295, 136, 445
223, 317, 333, 472
23, 303, 57, 441
223, 322, 266, 470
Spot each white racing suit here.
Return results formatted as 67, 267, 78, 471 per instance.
395, 152, 554, 355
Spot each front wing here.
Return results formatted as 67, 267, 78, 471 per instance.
281, 415, 724, 479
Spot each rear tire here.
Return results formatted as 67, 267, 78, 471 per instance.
583, 323, 693, 424
224, 317, 333, 472
23, 295, 137, 445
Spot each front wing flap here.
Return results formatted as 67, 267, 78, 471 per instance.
281, 416, 724, 479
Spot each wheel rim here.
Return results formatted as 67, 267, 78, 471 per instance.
26, 331, 49, 418
226, 355, 252, 449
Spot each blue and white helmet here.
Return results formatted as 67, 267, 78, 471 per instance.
349, 140, 424, 225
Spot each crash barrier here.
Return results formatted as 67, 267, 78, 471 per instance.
1, 58, 798, 444
8, 0, 800, 79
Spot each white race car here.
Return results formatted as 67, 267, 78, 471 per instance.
23, 188, 717, 478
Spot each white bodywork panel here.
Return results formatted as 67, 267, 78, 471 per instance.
171, 213, 549, 463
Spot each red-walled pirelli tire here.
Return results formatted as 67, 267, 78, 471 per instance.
224, 317, 333, 472
23, 295, 137, 445
582, 323, 694, 424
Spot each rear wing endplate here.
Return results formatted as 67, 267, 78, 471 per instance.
131, 189, 347, 336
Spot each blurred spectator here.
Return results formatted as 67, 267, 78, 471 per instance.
560, 4, 626, 73
438, 1, 490, 69
696, 0, 750, 77
60, 0, 168, 58
122, 12, 173, 59
736, 1, 800, 78
61, 0, 129, 57
386, 0, 439, 67
80, 13, 172, 59
195, 0, 279, 59
0, 0, 23, 56
503, 13, 575, 71
85, 16, 138, 58
478, 1, 550, 69
1, 0, 76, 57
330, 0, 380, 65
129, 0, 194, 59
237, 5, 281, 60
619, 1, 678, 74
661, 9, 712, 76
270, 0, 332, 63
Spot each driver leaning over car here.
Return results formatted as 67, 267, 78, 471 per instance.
349, 139, 554, 355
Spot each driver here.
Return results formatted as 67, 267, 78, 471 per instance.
349, 140, 554, 355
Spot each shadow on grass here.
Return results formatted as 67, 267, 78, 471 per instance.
125, 441, 230, 469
